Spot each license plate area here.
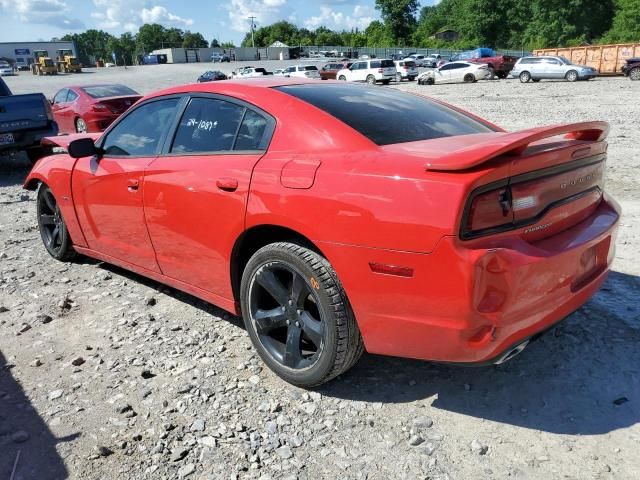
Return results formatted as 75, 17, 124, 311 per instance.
0, 133, 15, 146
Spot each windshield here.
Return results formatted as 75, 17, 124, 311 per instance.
276, 84, 496, 146
82, 85, 138, 98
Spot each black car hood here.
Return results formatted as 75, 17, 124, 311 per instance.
626, 58, 640, 64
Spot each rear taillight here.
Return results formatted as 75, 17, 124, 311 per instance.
465, 186, 513, 235
92, 103, 109, 112
44, 99, 54, 121
462, 159, 605, 239
378, 68, 383, 73
403, 66, 408, 70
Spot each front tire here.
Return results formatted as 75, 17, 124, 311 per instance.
240, 242, 364, 387
519, 71, 531, 83
565, 70, 578, 82
464, 73, 475, 83
37, 185, 77, 261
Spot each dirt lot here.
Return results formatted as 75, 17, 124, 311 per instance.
1, 64, 639, 480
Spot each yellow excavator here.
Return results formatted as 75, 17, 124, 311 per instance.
31, 50, 57, 75
55, 49, 81, 73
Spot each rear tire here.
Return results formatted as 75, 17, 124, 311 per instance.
37, 185, 77, 262
565, 70, 578, 82
630, 67, 640, 81
519, 71, 531, 83
338, 75, 346, 81
395, 73, 402, 82
366, 75, 376, 85
240, 242, 364, 387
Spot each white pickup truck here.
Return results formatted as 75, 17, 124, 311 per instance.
231, 67, 271, 78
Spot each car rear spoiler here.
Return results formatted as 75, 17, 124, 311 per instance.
425, 121, 609, 172
41, 133, 101, 150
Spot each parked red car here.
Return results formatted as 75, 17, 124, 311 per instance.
450, 48, 519, 78
50, 84, 142, 134
319, 62, 352, 80
25, 79, 620, 387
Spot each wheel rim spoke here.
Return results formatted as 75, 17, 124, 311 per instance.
283, 325, 303, 368
51, 226, 60, 247
254, 307, 288, 333
256, 269, 289, 306
43, 191, 56, 212
299, 311, 323, 348
40, 214, 55, 226
291, 273, 311, 306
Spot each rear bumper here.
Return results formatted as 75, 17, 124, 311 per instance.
319, 194, 620, 363
84, 112, 119, 132
0, 122, 58, 153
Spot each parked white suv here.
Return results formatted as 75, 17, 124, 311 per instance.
231, 67, 269, 78
394, 60, 418, 82
337, 59, 397, 85
282, 65, 321, 79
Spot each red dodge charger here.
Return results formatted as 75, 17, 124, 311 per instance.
50, 84, 142, 134
25, 78, 620, 386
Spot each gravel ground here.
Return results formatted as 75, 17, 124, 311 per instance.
1, 63, 639, 480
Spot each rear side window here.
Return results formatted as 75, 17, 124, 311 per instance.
67, 90, 79, 102
302, 66, 317, 71
370, 61, 381, 68
171, 98, 245, 153
276, 84, 495, 146
404, 61, 416, 67
380, 60, 394, 68
234, 110, 268, 151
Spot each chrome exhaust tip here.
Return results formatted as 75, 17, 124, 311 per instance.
494, 340, 529, 365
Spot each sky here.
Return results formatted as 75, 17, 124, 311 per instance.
0, 0, 439, 45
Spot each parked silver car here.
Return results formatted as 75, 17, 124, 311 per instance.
511, 56, 598, 83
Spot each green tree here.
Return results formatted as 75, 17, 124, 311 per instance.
375, 0, 419, 44
119, 32, 136, 65
602, 0, 640, 42
210, 38, 220, 48
183, 31, 208, 48
136, 23, 166, 52
220, 41, 236, 48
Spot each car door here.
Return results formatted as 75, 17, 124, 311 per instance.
450, 63, 468, 82
542, 58, 563, 78
71, 96, 182, 272
435, 63, 453, 83
351, 62, 366, 81
143, 95, 274, 299
51, 89, 71, 132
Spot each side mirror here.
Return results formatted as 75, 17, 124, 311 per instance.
68, 138, 98, 158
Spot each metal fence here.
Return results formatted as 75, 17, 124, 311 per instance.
297, 45, 531, 59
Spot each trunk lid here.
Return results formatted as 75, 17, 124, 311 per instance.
385, 122, 609, 242
95, 95, 142, 114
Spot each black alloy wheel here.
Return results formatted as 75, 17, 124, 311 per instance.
37, 185, 76, 261
249, 262, 324, 370
241, 243, 363, 387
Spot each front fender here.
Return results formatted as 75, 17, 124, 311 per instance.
23, 154, 88, 248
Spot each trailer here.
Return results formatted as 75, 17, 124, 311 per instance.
534, 43, 640, 75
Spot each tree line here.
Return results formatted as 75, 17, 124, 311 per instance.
241, 0, 639, 50
62, 24, 235, 65
61, 0, 638, 64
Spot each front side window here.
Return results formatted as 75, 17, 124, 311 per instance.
102, 98, 180, 156
171, 98, 245, 153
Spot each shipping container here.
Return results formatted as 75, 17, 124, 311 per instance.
534, 43, 640, 75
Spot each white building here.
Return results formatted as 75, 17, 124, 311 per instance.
0, 41, 77, 65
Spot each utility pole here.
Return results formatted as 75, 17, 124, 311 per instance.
248, 16, 256, 48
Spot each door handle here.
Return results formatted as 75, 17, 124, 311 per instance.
216, 178, 238, 192
127, 179, 140, 192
